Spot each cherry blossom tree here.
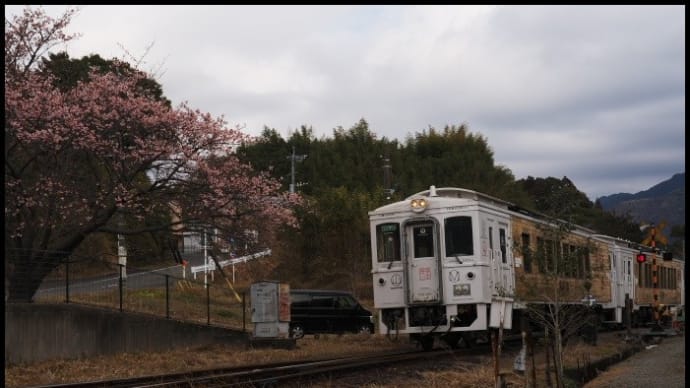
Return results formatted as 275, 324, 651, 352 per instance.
5, 7, 299, 302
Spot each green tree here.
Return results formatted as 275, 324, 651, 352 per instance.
519, 176, 643, 242
237, 126, 291, 189
669, 225, 685, 259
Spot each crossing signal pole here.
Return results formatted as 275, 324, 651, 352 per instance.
650, 226, 659, 325
641, 223, 661, 326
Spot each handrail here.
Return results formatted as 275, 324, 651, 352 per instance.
190, 249, 272, 274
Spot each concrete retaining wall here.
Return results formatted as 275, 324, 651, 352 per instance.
5, 303, 249, 365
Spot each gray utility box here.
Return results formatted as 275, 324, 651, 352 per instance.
250, 281, 290, 338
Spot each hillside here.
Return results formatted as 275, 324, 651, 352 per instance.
597, 172, 685, 228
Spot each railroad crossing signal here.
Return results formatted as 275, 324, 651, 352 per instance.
641, 221, 668, 247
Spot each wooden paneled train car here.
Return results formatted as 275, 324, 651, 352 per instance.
370, 186, 684, 350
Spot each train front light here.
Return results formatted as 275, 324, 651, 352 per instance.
410, 198, 428, 212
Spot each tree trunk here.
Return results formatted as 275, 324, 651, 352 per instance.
528, 327, 536, 388
6, 252, 63, 303
492, 328, 504, 388
520, 313, 536, 388
544, 327, 552, 387
553, 329, 564, 388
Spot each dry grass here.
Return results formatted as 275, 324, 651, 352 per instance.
35, 279, 250, 329
412, 364, 499, 388
5, 332, 636, 388
5, 334, 415, 388
18, 274, 638, 388
353, 333, 638, 388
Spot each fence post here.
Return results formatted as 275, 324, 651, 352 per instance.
206, 283, 211, 325
242, 292, 246, 332
119, 264, 124, 312
165, 274, 170, 319
65, 259, 70, 304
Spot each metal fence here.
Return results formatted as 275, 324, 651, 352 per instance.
11, 252, 250, 331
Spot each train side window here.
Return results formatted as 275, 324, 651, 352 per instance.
638, 262, 645, 287
376, 223, 400, 263
521, 233, 532, 273
499, 228, 507, 264
445, 216, 473, 257
489, 227, 494, 251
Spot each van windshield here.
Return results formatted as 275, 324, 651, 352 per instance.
334, 295, 357, 309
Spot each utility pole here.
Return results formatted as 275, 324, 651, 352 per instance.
382, 154, 394, 200
288, 145, 307, 193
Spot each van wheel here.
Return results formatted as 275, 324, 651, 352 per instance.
441, 334, 461, 349
462, 333, 476, 348
420, 336, 434, 351
290, 324, 305, 339
357, 325, 372, 335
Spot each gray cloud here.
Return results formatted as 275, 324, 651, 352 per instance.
5, 5, 684, 200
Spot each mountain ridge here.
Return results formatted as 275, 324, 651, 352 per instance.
597, 172, 685, 228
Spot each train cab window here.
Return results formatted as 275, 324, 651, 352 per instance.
499, 228, 507, 264
413, 225, 435, 258
521, 233, 532, 273
445, 216, 473, 257
376, 223, 400, 263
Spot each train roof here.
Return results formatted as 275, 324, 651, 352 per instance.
371, 185, 599, 234
405, 186, 511, 206
372, 185, 550, 219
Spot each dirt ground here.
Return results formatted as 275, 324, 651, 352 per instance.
294, 330, 646, 388
5, 330, 639, 388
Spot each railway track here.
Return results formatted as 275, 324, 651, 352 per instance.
26, 343, 508, 388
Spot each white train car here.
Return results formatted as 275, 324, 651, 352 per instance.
590, 234, 637, 328
370, 185, 684, 349
370, 186, 515, 350
593, 235, 685, 328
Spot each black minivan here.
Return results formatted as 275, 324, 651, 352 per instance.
289, 289, 375, 339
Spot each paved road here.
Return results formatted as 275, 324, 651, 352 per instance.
583, 333, 685, 388
35, 264, 187, 298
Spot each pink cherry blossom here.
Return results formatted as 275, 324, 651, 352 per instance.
5, 6, 301, 302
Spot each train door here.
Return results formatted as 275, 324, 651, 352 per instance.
404, 221, 441, 304
613, 248, 635, 324
611, 252, 619, 310
484, 216, 514, 297
621, 251, 634, 308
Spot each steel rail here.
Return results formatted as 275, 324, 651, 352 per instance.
26, 347, 491, 388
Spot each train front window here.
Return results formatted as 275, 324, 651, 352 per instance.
413, 224, 435, 258
445, 216, 473, 257
376, 223, 400, 262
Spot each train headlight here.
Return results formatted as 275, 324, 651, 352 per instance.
453, 283, 471, 296
410, 198, 428, 212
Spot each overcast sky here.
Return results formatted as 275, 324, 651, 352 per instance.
6, 5, 685, 200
